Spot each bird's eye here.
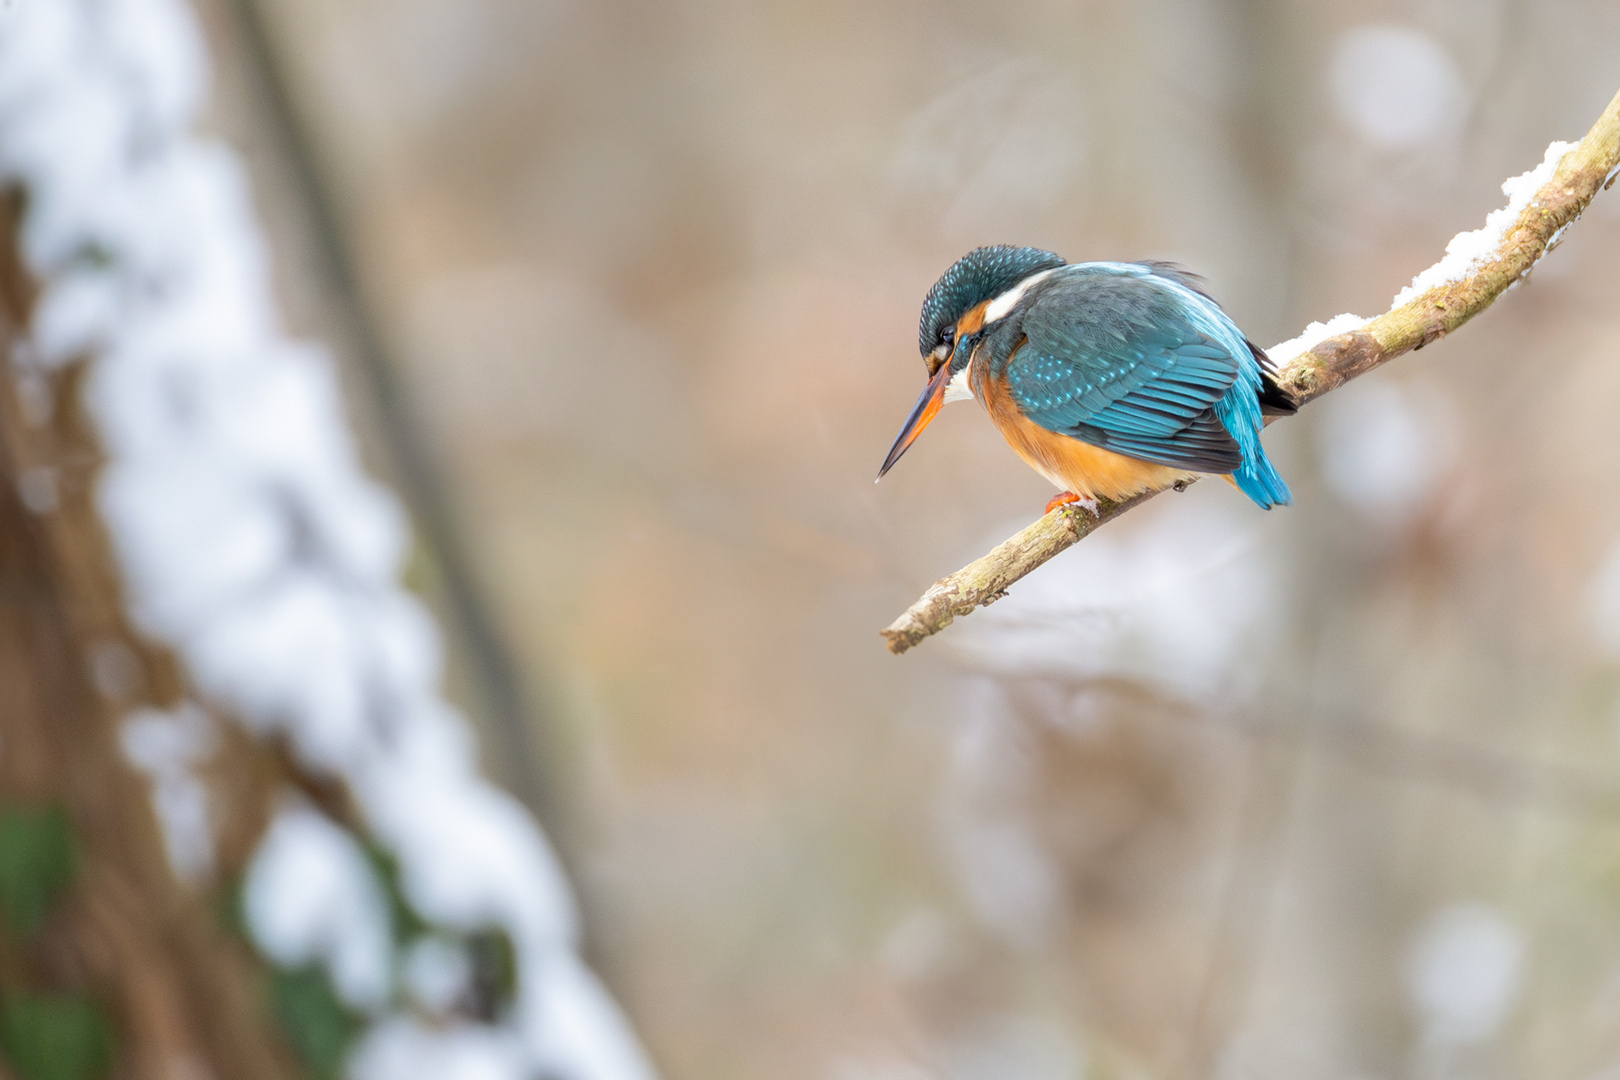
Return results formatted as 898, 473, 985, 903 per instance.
926, 328, 957, 376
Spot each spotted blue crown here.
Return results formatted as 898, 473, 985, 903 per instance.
918, 245, 1066, 357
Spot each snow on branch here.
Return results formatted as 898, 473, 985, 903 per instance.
0, 1, 654, 1077
883, 86, 1620, 655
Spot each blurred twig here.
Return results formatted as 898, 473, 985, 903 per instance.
883, 86, 1620, 655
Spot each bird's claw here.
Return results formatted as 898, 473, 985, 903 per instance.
1045, 491, 1080, 514
1044, 491, 1098, 516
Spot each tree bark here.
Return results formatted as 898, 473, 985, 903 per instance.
0, 192, 307, 1080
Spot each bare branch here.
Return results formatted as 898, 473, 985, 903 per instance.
883, 87, 1620, 655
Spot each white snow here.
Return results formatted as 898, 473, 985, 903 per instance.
355, 719, 580, 950
350, 1020, 530, 1080
122, 702, 216, 881
519, 952, 662, 1080
0, 1, 655, 1077
1266, 312, 1370, 367
244, 801, 396, 1012
1392, 141, 1576, 309
403, 937, 474, 1015
1264, 142, 1577, 374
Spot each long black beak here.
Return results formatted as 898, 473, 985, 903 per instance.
876, 361, 954, 480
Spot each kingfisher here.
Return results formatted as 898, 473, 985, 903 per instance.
877, 246, 1296, 512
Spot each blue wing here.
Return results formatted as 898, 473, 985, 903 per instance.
1004, 263, 1291, 506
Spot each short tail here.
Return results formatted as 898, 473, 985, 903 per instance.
1214, 346, 1294, 510
1232, 450, 1292, 510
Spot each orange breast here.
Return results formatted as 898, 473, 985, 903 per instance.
974, 358, 1195, 501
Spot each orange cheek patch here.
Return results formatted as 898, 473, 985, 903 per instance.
954, 300, 991, 337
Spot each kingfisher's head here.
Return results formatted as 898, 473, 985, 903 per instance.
879, 245, 1066, 479
918, 245, 1067, 374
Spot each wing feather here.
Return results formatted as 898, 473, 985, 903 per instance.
1005, 270, 1248, 474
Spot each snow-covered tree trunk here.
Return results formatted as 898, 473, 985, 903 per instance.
0, 3, 653, 1079
0, 189, 307, 1080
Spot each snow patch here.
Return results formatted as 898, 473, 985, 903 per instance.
351, 1019, 530, 1080
403, 937, 474, 1015
243, 801, 394, 1012
1265, 141, 1578, 375
121, 702, 216, 880
1392, 140, 1576, 308
1266, 312, 1370, 366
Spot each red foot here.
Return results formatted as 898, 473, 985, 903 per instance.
1045, 491, 1082, 514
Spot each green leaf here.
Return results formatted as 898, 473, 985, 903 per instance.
269, 966, 360, 1080
0, 992, 113, 1080
0, 805, 77, 938
361, 842, 427, 946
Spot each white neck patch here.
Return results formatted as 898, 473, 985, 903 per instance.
983, 267, 1057, 324
943, 364, 974, 403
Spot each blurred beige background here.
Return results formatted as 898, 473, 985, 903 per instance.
194, 2, 1620, 1077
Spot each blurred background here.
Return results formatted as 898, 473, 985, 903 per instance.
10, 0, 1620, 1078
